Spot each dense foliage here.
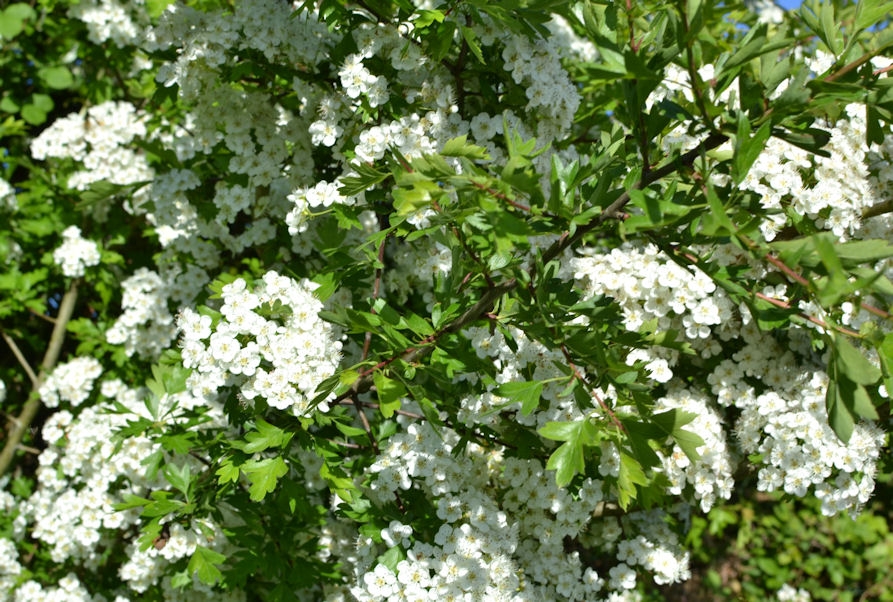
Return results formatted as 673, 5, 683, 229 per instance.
1, 0, 893, 600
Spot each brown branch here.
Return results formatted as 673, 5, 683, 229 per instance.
559, 343, 625, 433
763, 253, 811, 287
863, 198, 893, 220
2, 332, 38, 386
626, 0, 638, 53
337, 397, 424, 420
0, 281, 79, 477
860, 302, 891, 320
678, 0, 718, 135
823, 49, 878, 84
540, 132, 729, 267
341, 279, 517, 402
754, 292, 860, 337
471, 180, 532, 213
27, 308, 56, 324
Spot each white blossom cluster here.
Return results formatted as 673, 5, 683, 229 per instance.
8, 572, 104, 602
0, 177, 17, 212
709, 333, 885, 516
649, 55, 893, 242
8, 0, 892, 598
0, 537, 21, 598
606, 510, 693, 588
653, 386, 736, 512
38, 356, 103, 408
117, 520, 238, 597
568, 242, 737, 370
777, 583, 812, 601
16, 402, 156, 565
52, 225, 101, 278
384, 239, 453, 306
499, 28, 581, 140
139, 169, 228, 267
352, 420, 691, 600
105, 267, 178, 359
178, 271, 342, 417
356, 422, 608, 600
30, 101, 152, 191
138, 0, 333, 268
568, 240, 886, 515
740, 101, 893, 241
6, 375, 236, 600
68, 0, 148, 47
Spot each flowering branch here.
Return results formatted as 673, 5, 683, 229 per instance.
334, 132, 729, 429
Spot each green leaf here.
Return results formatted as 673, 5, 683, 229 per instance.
826, 378, 854, 444
826, 335, 882, 442
541, 419, 599, 487
617, 452, 648, 510
854, 0, 893, 33
459, 24, 485, 64
373, 372, 406, 418
146, 0, 175, 17
441, 135, 490, 160
546, 439, 584, 488
672, 428, 705, 463
815, 1, 844, 56
320, 461, 356, 503
733, 118, 772, 184
215, 459, 240, 485
392, 179, 440, 216
140, 495, 186, 518
0, 3, 35, 39
879, 331, 893, 389
771, 237, 893, 271
413, 9, 445, 28
163, 462, 193, 499
112, 494, 153, 511
835, 239, 893, 266
243, 457, 289, 501
22, 98, 51, 125
834, 336, 882, 386
720, 22, 790, 75
338, 164, 388, 196
702, 180, 736, 236
240, 419, 294, 453
37, 66, 74, 90
339, 369, 360, 388
188, 546, 226, 586
651, 410, 705, 461
493, 380, 543, 416
622, 419, 661, 469
377, 546, 404, 572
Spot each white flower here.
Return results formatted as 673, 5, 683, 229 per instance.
645, 358, 673, 383
53, 226, 101, 277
